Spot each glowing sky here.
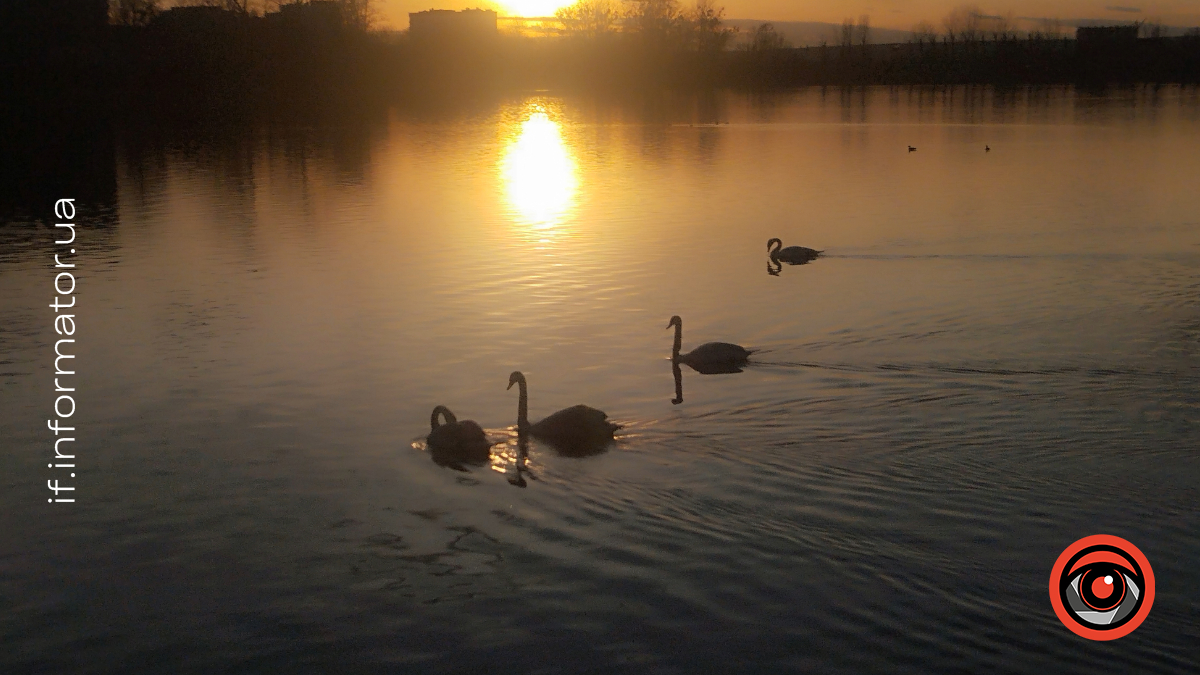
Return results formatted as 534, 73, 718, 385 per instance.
381, 0, 1200, 30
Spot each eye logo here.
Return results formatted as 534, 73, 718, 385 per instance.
1049, 534, 1154, 640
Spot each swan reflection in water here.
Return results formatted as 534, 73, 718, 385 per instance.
505, 432, 534, 487
667, 315, 750, 403
670, 352, 749, 404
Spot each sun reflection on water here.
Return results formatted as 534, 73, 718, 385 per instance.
500, 108, 578, 236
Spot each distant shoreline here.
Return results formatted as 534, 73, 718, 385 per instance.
3, 8, 1198, 122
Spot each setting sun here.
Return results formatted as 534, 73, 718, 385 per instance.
498, 0, 575, 18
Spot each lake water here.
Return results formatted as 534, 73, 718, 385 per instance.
2, 86, 1198, 673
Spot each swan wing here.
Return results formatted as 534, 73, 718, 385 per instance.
531, 405, 618, 439
529, 406, 617, 456
427, 420, 493, 463
778, 246, 822, 264
683, 342, 752, 364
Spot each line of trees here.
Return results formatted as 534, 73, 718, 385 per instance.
909, 4, 1069, 46
110, 0, 374, 30
555, 0, 735, 52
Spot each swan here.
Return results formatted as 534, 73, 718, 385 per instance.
668, 315, 753, 371
908, 145, 916, 152
767, 238, 822, 265
985, 145, 991, 152
507, 371, 618, 455
426, 405, 492, 464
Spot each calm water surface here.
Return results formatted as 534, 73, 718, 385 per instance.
2, 87, 1199, 673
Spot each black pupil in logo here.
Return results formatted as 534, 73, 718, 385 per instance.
1078, 566, 1125, 611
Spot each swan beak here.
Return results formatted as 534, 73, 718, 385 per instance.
506, 381, 515, 390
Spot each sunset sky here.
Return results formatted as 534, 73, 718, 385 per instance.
377, 0, 1200, 30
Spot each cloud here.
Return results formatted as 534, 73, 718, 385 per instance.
1105, 6, 1142, 12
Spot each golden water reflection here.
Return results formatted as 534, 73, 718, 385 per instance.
499, 108, 578, 236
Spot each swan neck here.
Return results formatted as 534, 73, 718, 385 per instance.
517, 380, 529, 430
672, 322, 683, 358
431, 405, 455, 431
769, 239, 781, 256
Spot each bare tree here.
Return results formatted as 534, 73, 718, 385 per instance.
1032, 17, 1065, 40
910, 20, 938, 46
856, 14, 870, 47
339, 0, 374, 31
942, 4, 983, 44
623, 0, 687, 46
739, 22, 786, 51
189, 0, 253, 15
556, 0, 620, 39
690, 0, 735, 52
111, 0, 160, 25
840, 17, 854, 48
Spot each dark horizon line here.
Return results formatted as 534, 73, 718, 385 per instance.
429, 14, 1199, 33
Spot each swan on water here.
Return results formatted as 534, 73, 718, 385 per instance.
507, 371, 618, 455
667, 315, 752, 371
427, 405, 492, 464
767, 238, 822, 265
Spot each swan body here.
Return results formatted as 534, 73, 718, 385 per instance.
768, 238, 822, 265
668, 315, 752, 371
507, 371, 618, 455
427, 405, 492, 464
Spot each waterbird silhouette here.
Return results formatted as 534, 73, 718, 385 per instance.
427, 405, 493, 469
507, 371, 618, 457
668, 315, 752, 373
768, 238, 822, 265
986, 145, 991, 152
908, 145, 917, 152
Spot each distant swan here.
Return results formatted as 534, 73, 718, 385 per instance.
768, 238, 822, 265
908, 145, 916, 152
985, 145, 991, 152
508, 371, 618, 455
668, 315, 752, 371
427, 405, 492, 464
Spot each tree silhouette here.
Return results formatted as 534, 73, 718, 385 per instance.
112, 0, 161, 25
690, 0, 735, 53
556, 0, 619, 40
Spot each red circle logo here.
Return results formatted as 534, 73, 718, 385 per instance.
1049, 534, 1154, 640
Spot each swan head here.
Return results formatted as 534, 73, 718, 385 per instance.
767, 238, 782, 252
666, 315, 682, 330
507, 371, 526, 391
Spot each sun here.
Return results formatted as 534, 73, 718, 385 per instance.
499, 0, 574, 18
